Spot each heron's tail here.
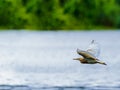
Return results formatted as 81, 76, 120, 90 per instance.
97, 61, 107, 65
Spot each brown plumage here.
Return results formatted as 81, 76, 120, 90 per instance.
73, 40, 107, 65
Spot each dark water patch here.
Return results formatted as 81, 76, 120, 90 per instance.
31, 87, 59, 90
0, 85, 31, 90
31, 86, 120, 90
32, 86, 89, 90
0, 85, 13, 90
88, 86, 120, 90
54, 86, 86, 90
0, 85, 120, 90
12, 85, 31, 90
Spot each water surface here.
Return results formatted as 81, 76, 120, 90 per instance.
0, 30, 120, 90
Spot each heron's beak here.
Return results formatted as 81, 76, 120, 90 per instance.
73, 58, 80, 60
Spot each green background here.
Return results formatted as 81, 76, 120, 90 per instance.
0, 0, 120, 30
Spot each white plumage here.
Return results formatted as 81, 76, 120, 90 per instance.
87, 40, 100, 58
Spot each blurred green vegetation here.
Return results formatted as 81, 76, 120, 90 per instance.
0, 0, 120, 30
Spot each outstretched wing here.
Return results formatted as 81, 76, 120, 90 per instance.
87, 40, 100, 57
77, 49, 96, 59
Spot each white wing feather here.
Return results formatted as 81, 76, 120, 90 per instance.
87, 40, 100, 57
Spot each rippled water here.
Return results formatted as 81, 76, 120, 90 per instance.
0, 30, 120, 90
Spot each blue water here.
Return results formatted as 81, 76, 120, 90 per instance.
0, 30, 120, 90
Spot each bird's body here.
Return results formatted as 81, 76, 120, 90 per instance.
73, 40, 107, 65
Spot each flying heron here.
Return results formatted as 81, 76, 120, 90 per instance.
73, 40, 107, 65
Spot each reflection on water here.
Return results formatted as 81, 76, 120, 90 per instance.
0, 30, 120, 90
